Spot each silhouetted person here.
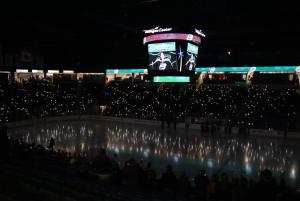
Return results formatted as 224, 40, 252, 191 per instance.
185, 112, 191, 128
161, 113, 165, 128
208, 174, 219, 201
122, 158, 143, 186
194, 169, 209, 200
160, 165, 177, 191
277, 177, 287, 200
93, 148, 112, 174
254, 169, 278, 201
232, 176, 249, 201
143, 162, 157, 190
173, 112, 177, 130
48, 137, 55, 151
178, 172, 191, 196
218, 172, 232, 201
166, 112, 171, 128
0, 126, 9, 162
110, 153, 122, 185
283, 121, 288, 138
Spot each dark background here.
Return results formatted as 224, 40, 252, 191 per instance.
0, 0, 299, 71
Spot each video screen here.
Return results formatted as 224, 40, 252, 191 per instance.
148, 42, 177, 71
153, 76, 190, 83
184, 43, 198, 71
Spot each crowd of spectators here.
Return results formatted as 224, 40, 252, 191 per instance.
104, 80, 299, 131
0, 77, 104, 122
0, 77, 299, 131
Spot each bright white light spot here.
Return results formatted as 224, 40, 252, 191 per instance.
245, 163, 252, 174
173, 155, 179, 163
290, 167, 296, 179
207, 159, 213, 168
114, 147, 119, 154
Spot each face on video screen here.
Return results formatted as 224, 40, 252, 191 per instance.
148, 42, 178, 71
184, 43, 198, 71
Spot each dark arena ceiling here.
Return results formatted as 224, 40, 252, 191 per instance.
0, 0, 299, 71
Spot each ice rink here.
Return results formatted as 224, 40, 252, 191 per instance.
8, 119, 300, 186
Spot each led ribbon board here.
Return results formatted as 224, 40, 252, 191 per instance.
106, 69, 148, 74
106, 66, 300, 74
196, 67, 250, 73
153, 76, 190, 83
195, 66, 300, 73
143, 33, 201, 44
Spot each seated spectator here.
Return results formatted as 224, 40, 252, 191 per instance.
138, 162, 157, 190
122, 158, 143, 186
218, 172, 232, 201
0, 125, 9, 162
254, 169, 278, 201
159, 165, 178, 191
178, 171, 191, 195
145, 162, 157, 189
194, 169, 210, 200
92, 148, 112, 174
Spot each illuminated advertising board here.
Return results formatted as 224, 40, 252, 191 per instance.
143, 33, 201, 44
153, 76, 190, 82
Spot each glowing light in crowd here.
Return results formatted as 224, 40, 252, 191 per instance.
16, 69, 29, 73
32, 70, 44, 73
63, 70, 74, 74
47, 70, 59, 74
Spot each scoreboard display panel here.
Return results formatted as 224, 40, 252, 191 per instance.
143, 31, 203, 82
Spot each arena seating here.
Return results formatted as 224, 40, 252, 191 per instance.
0, 77, 299, 130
